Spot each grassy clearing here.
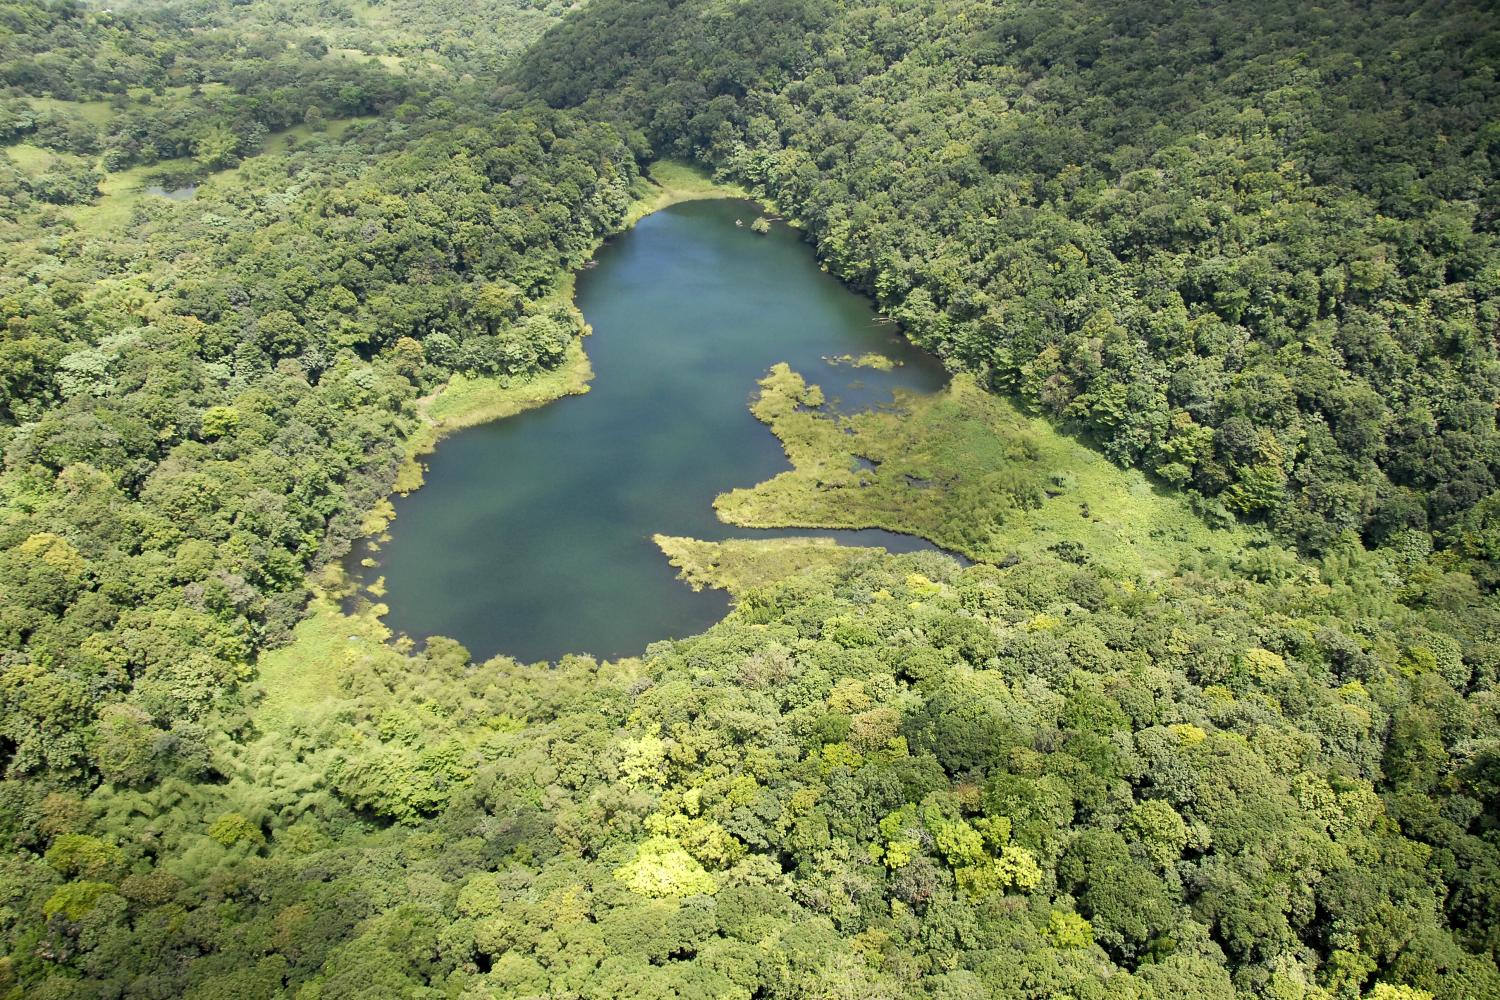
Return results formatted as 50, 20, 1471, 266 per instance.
249, 593, 390, 732
655, 534, 885, 595
262, 115, 375, 155
415, 274, 595, 441
715, 364, 1274, 581
119, 83, 231, 101
55, 117, 370, 237
27, 96, 117, 126
427, 339, 594, 430
4, 143, 74, 175
328, 47, 408, 72
622, 158, 753, 227
62, 159, 185, 234
394, 337, 594, 494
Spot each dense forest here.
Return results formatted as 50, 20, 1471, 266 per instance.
519, 0, 1500, 551
0, 0, 1497, 998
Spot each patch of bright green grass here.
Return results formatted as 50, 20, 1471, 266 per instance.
393, 336, 594, 494
62, 160, 180, 234
3, 143, 75, 175
422, 274, 593, 434
427, 338, 594, 430
27, 96, 116, 126
58, 117, 370, 237
250, 594, 389, 732
123, 83, 231, 102
655, 534, 886, 595
623, 159, 753, 227
328, 47, 408, 72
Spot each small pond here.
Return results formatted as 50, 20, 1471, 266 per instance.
347, 198, 952, 661
145, 183, 197, 201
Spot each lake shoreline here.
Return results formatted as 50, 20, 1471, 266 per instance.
332, 160, 750, 594
337, 158, 883, 608
378, 161, 754, 491
345, 195, 959, 660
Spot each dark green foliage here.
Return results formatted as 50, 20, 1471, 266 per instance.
519, 0, 1500, 551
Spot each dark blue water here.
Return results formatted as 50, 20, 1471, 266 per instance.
349, 199, 950, 662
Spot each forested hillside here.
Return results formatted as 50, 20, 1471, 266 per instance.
519, 0, 1500, 551
1, 0, 636, 839
0, 0, 1497, 998
7, 536, 1500, 998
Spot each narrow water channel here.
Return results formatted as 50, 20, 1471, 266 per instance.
348, 198, 952, 662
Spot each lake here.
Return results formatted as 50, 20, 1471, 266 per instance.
348, 197, 951, 662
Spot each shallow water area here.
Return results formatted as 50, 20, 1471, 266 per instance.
145, 183, 197, 200
348, 198, 952, 661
